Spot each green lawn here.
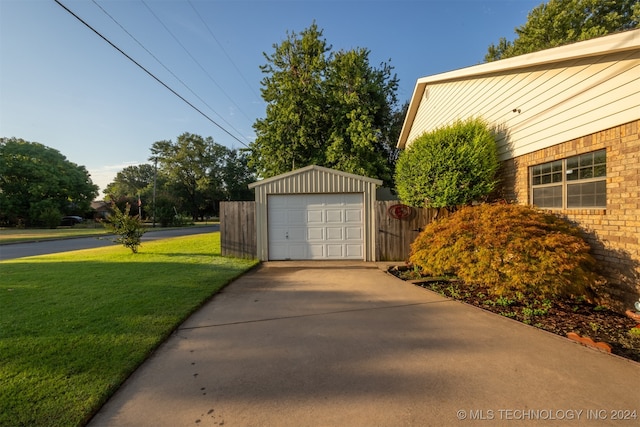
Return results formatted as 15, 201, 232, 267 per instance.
0, 233, 258, 427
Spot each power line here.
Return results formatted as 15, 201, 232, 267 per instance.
53, 0, 249, 148
90, 0, 249, 145
140, 0, 256, 128
187, 0, 262, 102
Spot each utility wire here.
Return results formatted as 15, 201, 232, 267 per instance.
53, 0, 249, 148
187, 0, 262, 102
90, 0, 249, 145
140, 0, 256, 128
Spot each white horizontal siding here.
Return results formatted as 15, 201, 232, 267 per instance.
406, 49, 640, 160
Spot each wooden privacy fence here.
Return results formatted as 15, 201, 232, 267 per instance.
220, 200, 443, 261
375, 201, 444, 261
220, 201, 256, 259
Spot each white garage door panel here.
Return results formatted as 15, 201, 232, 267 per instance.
346, 244, 363, 258
307, 211, 323, 223
288, 210, 306, 224
326, 210, 343, 222
327, 245, 344, 257
345, 209, 362, 222
307, 227, 324, 240
326, 227, 343, 240
346, 227, 362, 240
268, 194, 364, 260
309, 245, 325, 258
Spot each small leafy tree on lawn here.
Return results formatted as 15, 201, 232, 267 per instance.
395, 117, 499, 211
103, 202, 146, 253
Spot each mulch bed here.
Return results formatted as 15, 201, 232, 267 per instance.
388, 269, 640, 363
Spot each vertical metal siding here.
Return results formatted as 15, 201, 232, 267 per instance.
251, 167, 380, 261
256, 169, 367, 194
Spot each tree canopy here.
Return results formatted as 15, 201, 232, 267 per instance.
103, 133, 254, 225
394, 118, 499, 211
485, 0, 640, 61
250, 22, 401, 185
148, 133, 254, 221
151, 133, 217, 221
0, 137, 99, 226
104, 164, 156, 199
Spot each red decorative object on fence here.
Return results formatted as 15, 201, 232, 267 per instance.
388, 204, 414, 220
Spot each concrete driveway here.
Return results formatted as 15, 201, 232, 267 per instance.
88, 262, 640, 427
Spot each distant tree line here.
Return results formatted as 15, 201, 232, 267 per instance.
105, 132, 255, 226
0, 134, 254, 228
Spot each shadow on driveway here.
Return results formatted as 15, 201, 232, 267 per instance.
88, 262, 640, 426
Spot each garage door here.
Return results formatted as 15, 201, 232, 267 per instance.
268, 193, 364, 260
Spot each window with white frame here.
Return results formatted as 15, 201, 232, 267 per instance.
530, 149, 606, 209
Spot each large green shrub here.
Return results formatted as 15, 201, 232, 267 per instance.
39, 206, 63, 229
395, 117, 499, 210
30, 199, 62, 229
409, 203, 602, 300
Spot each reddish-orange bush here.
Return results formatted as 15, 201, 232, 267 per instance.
409, 203, 602, 300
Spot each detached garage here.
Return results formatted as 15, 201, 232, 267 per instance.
248, 165, 382, 261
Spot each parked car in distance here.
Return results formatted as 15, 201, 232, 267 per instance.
60, 216, 83, 226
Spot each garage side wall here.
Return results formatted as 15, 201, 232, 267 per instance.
252, 167, 380, 261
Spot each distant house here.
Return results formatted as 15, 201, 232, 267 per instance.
91, 200, 111, 220
397, 29, 640, 308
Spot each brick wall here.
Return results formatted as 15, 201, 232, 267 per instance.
498, 120, 640, 311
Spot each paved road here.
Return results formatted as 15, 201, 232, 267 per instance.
0, 225, 219, 261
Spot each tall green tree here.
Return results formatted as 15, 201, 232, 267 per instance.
151, 133, 217, 221
0, 137, 98, 226
485, 0, 640, 61
149, 133, 255, 220
103, 164, 156, 200
250, 22, 401, 185
220, 149, 255, 201
324, 48, 399, 185
251, 22, 330, 176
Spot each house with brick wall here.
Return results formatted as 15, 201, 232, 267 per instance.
397, 29, 640, 310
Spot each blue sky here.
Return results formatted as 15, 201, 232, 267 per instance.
1, 0, 542, 194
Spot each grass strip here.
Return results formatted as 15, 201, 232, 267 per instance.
0, 232, 258, 427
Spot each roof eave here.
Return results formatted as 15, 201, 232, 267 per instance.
248, 164, 384, 189
396, 29, 640, 149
